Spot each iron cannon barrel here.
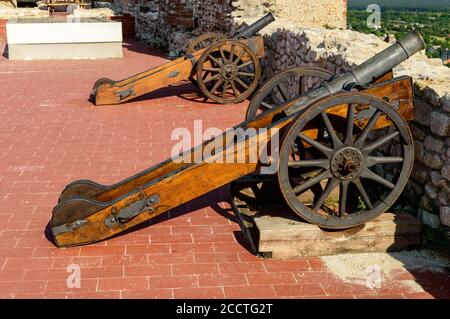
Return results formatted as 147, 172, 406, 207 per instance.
287, 31, 425, 115
326, 30, 425, 92
234, 13, 275, 39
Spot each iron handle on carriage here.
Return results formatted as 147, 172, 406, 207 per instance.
104, 194, 160, 228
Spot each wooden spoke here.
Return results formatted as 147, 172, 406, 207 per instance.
202, 71, 209, 81
299, 77, 304, 96
260, 101, 275, 110
344, 104, 355, 145
288, 159, 329, 168
235, 77, 249, 90
354, 110, 381, 147
210, 79, 224, 94
230, 80, 240, 97
222, 81, 229, 98
353, 178, 374, 209
208, 54, 223, 67
233, 50, 247, 65
237, 72, 255, 77
338, 181, 349, 216
313, 178, 339, 212
363, 131, 400, 153
366, 156, 403, 167
228, 44, 235, 63
236, 60, 253, 69
277, 84, 288, 101
293, 170, 332, 194
219, 47, 227, 64
203, 67, 221, 73
298, 133, 333, 157
360, 168, 395, 189
321, 112, 343, 149
203, 74, 220, 83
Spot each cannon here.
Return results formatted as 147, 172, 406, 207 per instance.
50, 31, 424, 248
91, 13, 275, 106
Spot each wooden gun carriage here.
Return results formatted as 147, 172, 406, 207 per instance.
92, 13, 275, 106
50, 31, 425, 249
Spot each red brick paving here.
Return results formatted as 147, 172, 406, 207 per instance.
0, 40, 449, 299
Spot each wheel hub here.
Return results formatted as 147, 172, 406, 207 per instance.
331, 147, 364, 181
221, 64, 236, 80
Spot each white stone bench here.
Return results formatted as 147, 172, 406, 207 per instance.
6, 17, 123, 60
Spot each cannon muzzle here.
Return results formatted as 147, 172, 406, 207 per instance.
287, 30, 425, 115
235, 13, 275, 39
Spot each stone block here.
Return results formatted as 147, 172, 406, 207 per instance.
418, 209, 441, 229
442, 94, 450, 113
424, 183, 438, 199
431, 111, 450, 137
430, 171, 442, 186
411, 163, 429, 183
414, 99, 434, 127
441, 165, 450, 181
440, 207, 450, 227
422, 152, 443, 170
423, 135, 445, 153
410, 122, 427, 141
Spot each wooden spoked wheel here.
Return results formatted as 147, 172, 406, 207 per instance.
277, 92, 414, 229
246, 67, 333, 121
196, 40, 261, 104
186, 32, 227, 55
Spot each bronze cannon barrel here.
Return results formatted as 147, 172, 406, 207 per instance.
287, 31, 425, 115
234, 13, 275, 39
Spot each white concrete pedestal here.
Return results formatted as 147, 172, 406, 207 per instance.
6, 17, 123, 60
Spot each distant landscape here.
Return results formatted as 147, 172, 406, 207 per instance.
348, 0, 450, 11
347, 1, 450, 66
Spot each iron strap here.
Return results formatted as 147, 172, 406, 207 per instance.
186, 53, 197, 67
52, 219, 88, 236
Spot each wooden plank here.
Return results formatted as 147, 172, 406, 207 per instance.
255, 212, 422, 258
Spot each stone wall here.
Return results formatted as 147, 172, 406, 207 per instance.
0, 7, 49, 19
113, 0, 193, 56
114, 0, 347, 55
231, 0, 347, 29
69, 8, 114, 18
113, 0, 183, 53
193, 0, 233, 35
0, 1, 15, 8
251, 19, 450, 229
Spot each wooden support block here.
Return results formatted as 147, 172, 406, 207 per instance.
254, 212, 422, 259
